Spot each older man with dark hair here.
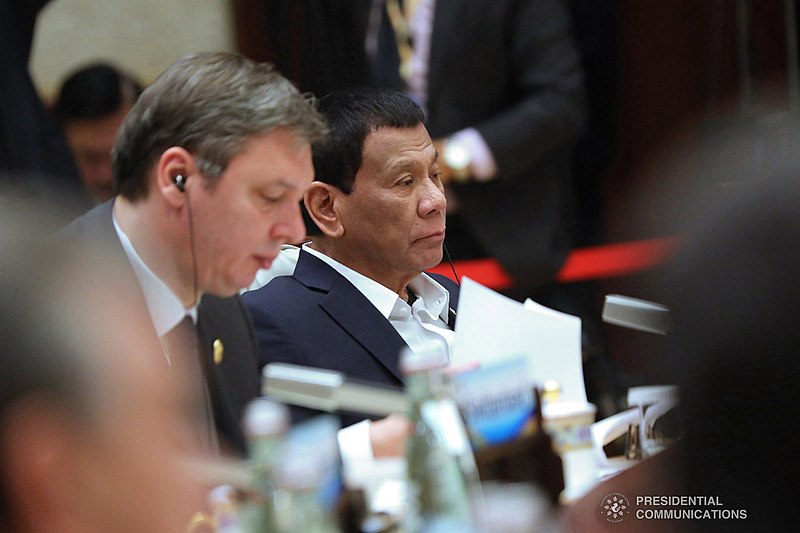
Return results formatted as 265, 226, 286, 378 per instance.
58, 52, 328, 455
243, 87, 458, 460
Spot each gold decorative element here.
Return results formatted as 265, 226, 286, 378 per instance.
386, 0, 422, 82
213, 339, 224, 365
186, 511, 213, 532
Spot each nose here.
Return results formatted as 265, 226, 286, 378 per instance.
270, 201, 307, 244
419, 178, 447, 217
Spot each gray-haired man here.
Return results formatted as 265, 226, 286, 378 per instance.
59, 52, 328, 454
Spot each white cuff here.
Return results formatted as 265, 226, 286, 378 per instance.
450, 128, 498, 182
337, 419, 375, 485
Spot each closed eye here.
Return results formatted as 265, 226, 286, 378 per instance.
259, 192, 285, 204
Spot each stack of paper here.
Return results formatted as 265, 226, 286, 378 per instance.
451, 277, 587, 403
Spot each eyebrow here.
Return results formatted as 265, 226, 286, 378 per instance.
385, 151, 440, 174
386, 160, 417, 174
266, 179, 298, 190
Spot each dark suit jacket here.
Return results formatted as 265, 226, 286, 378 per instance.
263, 0, 585, 290
423, 0, 586, 288
0, 0, 87, 211
57, 200, 259, 454
241, 249, 459, 426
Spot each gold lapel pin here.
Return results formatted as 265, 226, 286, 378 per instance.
213, 339, 224, 365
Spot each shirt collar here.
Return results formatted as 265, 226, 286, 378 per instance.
113, 210, 197, 337
302, 244, 449, 322
407, 274, 450, 323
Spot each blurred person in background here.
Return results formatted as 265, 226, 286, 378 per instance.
0, 199, 210, 533
264, 0, 586, 295
53, 62, 143, 203
0, 0, 88, 213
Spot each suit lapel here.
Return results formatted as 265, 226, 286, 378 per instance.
293, 250, 408, 383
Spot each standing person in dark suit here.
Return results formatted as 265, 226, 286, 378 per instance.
242, 87, 458, 461
395, 0, 586, 293
0, 0, 88, 212
261, 0, 585, 292
58, 52, 328, 455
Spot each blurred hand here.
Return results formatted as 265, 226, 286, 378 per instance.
369, 413, 412, 458
433, 138, 455, 184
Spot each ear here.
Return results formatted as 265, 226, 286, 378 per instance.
155, 147, 199, 209
304, 182, 346, 238
1, 399, 86, 531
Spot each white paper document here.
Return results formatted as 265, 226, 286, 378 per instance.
451, 277, 587, 402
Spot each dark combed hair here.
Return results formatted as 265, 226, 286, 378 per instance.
53, 63, 143, 123
311, 87, 425, 194
305, 87, 425, 235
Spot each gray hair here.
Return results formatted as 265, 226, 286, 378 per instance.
112, 52, 328, 200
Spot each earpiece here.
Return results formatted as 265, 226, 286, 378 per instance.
173, 174, 187, 192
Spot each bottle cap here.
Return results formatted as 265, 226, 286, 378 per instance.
208, 484, 237, 507
243, 397, 289, 437
541, 380, 561, 403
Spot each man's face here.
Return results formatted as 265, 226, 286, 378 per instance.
64, 104, 131, 203
335, 124, 446, 287
191, 128, 313, 296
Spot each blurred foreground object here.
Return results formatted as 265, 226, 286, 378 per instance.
602, 295, 671, 335
565, 117, 800, 531
0, 194, 210, 532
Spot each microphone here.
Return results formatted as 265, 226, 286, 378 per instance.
602, 294, 671, 335
262, 363, 409, 416
443, 241, 460, 287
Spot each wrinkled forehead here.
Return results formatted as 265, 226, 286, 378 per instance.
360, 124, 433, 172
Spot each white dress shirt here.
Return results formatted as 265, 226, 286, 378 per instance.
112, 211, 197, 339
113, 210, 218, 452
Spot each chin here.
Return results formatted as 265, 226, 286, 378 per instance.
209, 278, 247, 298
419, 251, 444, 271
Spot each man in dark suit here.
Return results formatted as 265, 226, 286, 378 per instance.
261, 0, 585, 292
58, 52, 328, 455
242, 87, 458, 458
411, 0, 586, 291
